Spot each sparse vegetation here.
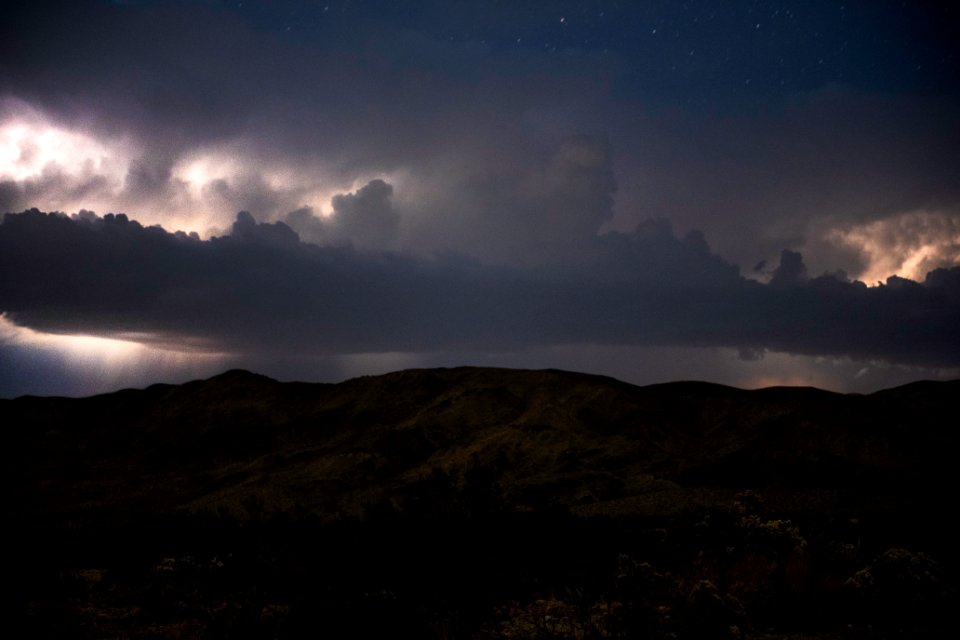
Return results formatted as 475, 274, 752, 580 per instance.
8, 368, 957, 637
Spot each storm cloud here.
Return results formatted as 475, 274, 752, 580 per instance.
286, 179, 400, 251
1, 1, 958, 395
3, 2, 957, 278
2, 208, 957, 369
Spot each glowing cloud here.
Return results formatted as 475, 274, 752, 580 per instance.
828, 211, 960, 284
173, 151, 244, 200
0, 313, 142, 363
0, 102, 376, 238
0, 313, 230, 395
0, 104, 132, 186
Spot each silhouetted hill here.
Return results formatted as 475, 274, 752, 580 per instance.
8, 367, 956, 522
7, 368, 958, 638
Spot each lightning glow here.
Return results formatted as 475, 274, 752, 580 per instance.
173, 151, 244, 200
828, 211, 960, 284
0, 313, 230, 396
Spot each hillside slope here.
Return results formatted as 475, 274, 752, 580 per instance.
7, 368, 958, 638
7, 367, 957, 523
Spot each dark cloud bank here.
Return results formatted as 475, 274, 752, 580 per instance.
3, 207, 958, 370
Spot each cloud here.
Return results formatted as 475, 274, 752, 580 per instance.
2, 209, 958, 369
231, 210, 299, 248
0, 2, 626, 262
2, 3, 957, 281
823, 210, 960, 284
286, 179, 399, 251
607, 87, 960, 277
398, 135, 617, 266
2, 1, 958, 396
0, 311, 229, 397
769, 250, 807, 287
591, 219, 741, 285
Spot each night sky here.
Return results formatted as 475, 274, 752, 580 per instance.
1, 0, 958, 397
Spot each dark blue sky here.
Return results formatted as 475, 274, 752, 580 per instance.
1, 0, 958, 396
233, 0, 957, 97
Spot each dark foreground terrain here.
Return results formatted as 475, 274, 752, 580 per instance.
6, 367, 958, 638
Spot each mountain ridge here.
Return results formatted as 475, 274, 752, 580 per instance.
8, 366, 957, 523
